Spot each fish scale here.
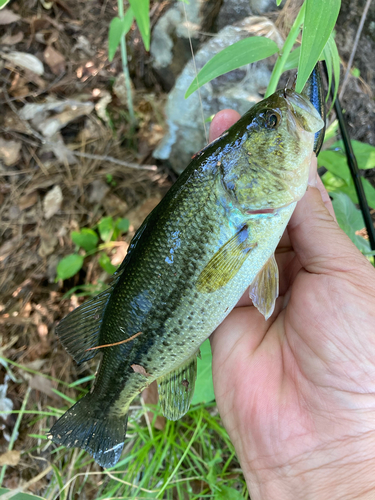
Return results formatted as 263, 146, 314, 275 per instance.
49, 87, 324, 468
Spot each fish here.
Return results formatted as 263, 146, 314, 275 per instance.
301, 62, 326, 155
48, 87, 324, 468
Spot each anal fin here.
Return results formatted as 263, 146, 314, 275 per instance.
249, 254, 279, 320
56, 280, 118, 365
157, 354, 198, 421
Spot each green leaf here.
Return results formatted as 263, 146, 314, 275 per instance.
330, 191, 370, 253
318, 150, 351, 185
108, 9, 134, 62
283, 46, 301, 71
322, 170, 375, 210
56, 254, 84, 281
295, 0, 341, 92
324, 119, 339, 141
215, 485, 244, 500
276, 0, 283, 5
98, 253, 117, 275
98, 216, 115, 242
0, 489, 44, 500
129, 0, 150, 51
192, 340, 215, 405
115, 217, 130, 233
185, 37, 279, 98
331, 140, 375, 170
71, 228, 99, 252
323, 33, 340, 109
351, 67, 360, 78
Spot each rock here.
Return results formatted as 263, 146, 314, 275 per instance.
150, 0, 222, 91
153, 16, 283, 174
215, 0, 277, 30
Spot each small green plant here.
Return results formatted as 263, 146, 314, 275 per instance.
108, 0, 150, 123
56, 216, 130, 282
186, 0, 341, 105
318, 126, 375, 257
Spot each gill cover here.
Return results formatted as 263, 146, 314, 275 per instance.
285, 89, 325, 134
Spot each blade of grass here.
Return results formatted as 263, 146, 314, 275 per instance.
265, 2, 306, 97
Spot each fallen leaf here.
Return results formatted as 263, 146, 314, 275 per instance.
43, 46, 65, 75
142, 381, 166, 430
9, 73, 30, 98
131, 364, 151, 377
0, 450, 20, 466
0, 137, 21, 166
18, 191, 38, 210
1, 51, 44, 76
88, 179, 110, 204
43, 185, 63, 219
38, 233, 58, 257
29, 374, 56, 398
36, 102, 94, 137
40, 132, 77, 165
0, 9, 20, 25
95, 91, 112, 123
0, 32, 24, 45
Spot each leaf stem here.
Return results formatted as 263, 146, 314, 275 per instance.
265, 1, 306, 97
117, 0, 135, 124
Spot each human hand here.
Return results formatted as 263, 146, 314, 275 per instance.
209, 110, 375, 500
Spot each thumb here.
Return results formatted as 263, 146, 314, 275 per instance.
288, 185, 371, 277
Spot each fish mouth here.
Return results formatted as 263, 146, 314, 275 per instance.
246, 208, 275, 215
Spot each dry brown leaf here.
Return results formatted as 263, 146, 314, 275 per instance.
131, 364, 151, 377
29, 374, 57, 399
0, 9, 20, 25
43, 46, 66, 75
43, 185, 63, 219
0, 32, 24, 45
142, 381, 166, 430
18, 192, 38, 210
0, 450, 20, 466
1, 51, 44, 76
0, 137, 22, 166
9, 73, 30, 98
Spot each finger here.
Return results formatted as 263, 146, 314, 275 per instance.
209, 109, 241, 142
288, 184, 371, 276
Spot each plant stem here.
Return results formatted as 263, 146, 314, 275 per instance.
0, 386, 31, 487
265, 1, 306, 97
117, 0, 135, 124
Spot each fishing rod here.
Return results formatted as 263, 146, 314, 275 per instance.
322, 62, 375, 251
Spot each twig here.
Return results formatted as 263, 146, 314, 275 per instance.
72, 151, 157, 171
85, 331, 143, 351
2, 86, 157, 172
339, 0, 372, 100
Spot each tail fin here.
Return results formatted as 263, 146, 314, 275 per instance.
48, 394, 127, 468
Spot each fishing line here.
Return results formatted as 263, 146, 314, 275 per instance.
182, 1, 208, 143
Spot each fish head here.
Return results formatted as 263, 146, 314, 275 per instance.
220, 89, 324, 212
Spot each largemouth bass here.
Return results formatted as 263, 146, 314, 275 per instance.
49, 88, 324, 468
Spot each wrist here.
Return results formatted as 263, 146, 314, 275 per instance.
241, 432, 375, 500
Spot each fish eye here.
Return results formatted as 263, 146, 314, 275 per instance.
266, 111, 281, 129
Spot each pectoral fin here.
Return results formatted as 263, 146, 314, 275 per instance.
157, 354, 198, 421
249, 254, 279, 320
196, 225, 256, 293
